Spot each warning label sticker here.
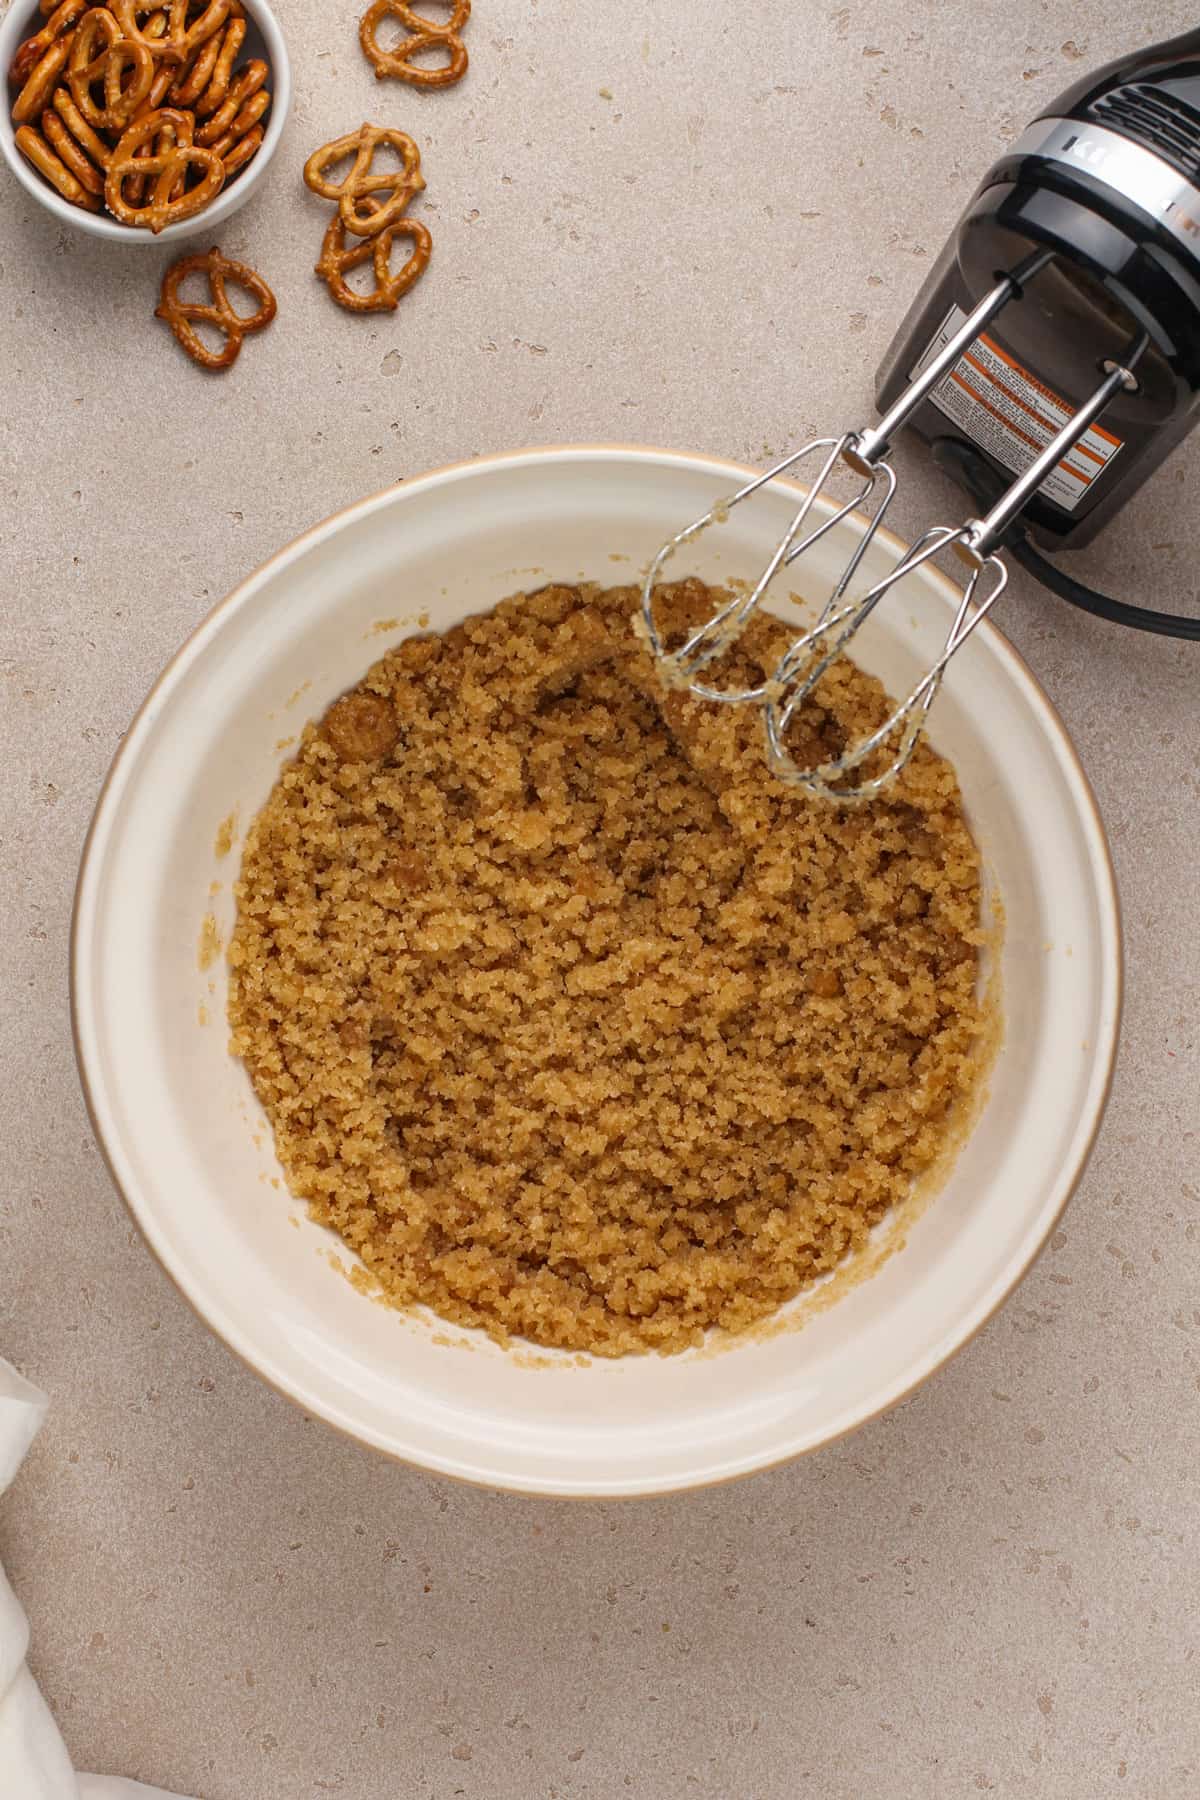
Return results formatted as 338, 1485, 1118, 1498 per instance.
911, 304, 1123, 513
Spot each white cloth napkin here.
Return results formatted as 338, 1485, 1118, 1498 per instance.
0, 1357, 192, 1800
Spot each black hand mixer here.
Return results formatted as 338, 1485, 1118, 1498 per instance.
641, 27, 1200, 799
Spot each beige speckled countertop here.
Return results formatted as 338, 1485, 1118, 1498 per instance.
2, 2, 1199, 1795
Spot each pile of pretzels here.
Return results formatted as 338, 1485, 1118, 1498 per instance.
7, 0, 272, 231
305, 124, 434, 314
3, 0, 478, 368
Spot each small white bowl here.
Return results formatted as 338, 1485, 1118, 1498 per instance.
0, 0, 291, 244
72, 447, 1122, 1497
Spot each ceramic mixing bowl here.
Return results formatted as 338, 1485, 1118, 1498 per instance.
71, 447, 1121, 1497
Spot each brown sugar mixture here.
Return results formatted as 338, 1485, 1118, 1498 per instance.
228, 580, 989, 1356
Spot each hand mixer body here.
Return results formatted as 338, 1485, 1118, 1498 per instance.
876, 28, 1200, 549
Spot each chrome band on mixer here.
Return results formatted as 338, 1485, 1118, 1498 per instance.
1005, 117, 1200, 259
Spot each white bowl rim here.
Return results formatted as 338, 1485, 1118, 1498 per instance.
70, 443, 1124, 1496
0, 0, 291, 245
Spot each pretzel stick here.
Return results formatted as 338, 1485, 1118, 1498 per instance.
15, 120, 99, 207
11, 34, 73, 125
42, 102, 105, 192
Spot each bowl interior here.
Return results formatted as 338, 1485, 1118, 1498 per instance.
0, 0, 291, 244
72, 448, 1120, 1496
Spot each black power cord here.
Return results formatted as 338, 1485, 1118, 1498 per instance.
931, 439, 1200, 640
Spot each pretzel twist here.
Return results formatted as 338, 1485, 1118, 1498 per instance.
315, 206, 432, 312
303, 123, 425, 237
155, 245, 276, 368
105, 104, 225, 229
110, 0, 231, 60
65, 11, 155, 132
358, 0, 470, 88
104, 39, 155, 126
107, 0, 179, 58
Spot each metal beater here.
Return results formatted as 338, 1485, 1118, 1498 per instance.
641, 270, 1141, 801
